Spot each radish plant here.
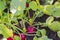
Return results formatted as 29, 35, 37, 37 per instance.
0, 0, 60, 40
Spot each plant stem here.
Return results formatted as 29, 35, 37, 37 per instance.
36, 0, 40, 5
0, 11, 3, 24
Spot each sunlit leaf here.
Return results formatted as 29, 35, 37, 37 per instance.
46, 5, 60, 17
38, 36, 48, 40
0, 24, 13, 38
46, 16, 54, 25
1, 13, 11, 23
0, 1, 6, 11
48, 21, 60, 31
29, 19, 33, 24
38, 36, 53, 40
45, 0, 53, 5
38, 5, 44, 11
23, 27, 26, 33
57, 31, 60, 38
33, 36, 37, 40
35, 11, 43, 17
46, 5, 54, 15
14, 35, 20, 40
29, 1, 38, 11
10, 0, 26, 15
36, 30, 41, 36
40, 29, 46, 36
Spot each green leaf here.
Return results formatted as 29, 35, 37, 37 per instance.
26, 0, 31, 2
36, 0, 40, 5
2, 13, 9, 23
48, 21, 60, 31
17, 13, 25, 19
10, 0, 26, 14
38, 36, 48, 40
29, 19, 33, 24
40, 29, 46, 36
57, 0, 60, 2
11, 16, 18, 23
36, 29, 46, 36
29, 1, 38, 11
14, 35, 20, 40
35, 11, 43, 17
46, 5, 55, 15
38, 5, 44, 12
46, 16, 54, 25
57, 31, 60, 38
33, 36, 37, 40
46, 5, 60, 17
0, 24, 13, 38
45, 0, 53, 5
52, 7, 60, 17
54, 2, 60, 6
0, 29, 2, 34
38, 38, 42, 40
0, 1, 6, 11
23, 27, 26, 33
36, 30, 41, 36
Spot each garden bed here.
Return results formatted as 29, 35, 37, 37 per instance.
0, 0, 60, 40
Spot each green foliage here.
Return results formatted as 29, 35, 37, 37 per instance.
0, 24, 13, 38
0, 0, 60, 40
46, 16, 54, 25
35, 10, 43, 17
0, 1, 6, 11
14, 35, 20, 40
36, 29, 46, 36
57, 0, 60, 2
23, 27, 26, 33
40, 29, 46, 36
45, 5, 60, 17
10, 0, 26, 15
38, 36, 53, 40
48, 21, 60, 31
45, 0, 53, 5
57, 31, 60, 38
45, 5, 55, 15
36, 30, 41, 36
38, 36, 48, 40
1, 13, 10, 23
33, 36, 37, 40
29, 1, 38, 11
29, 19, 33, 24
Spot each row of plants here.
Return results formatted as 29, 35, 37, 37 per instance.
0, 0, 60, 40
